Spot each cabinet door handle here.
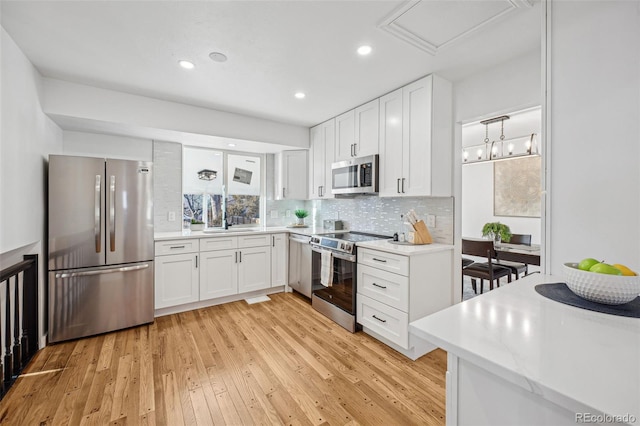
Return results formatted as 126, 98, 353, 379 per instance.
372, 258, 387, 263
372, 315, 387, 323
235, 251, 238, 263
353, 143, 358, 156
372, 282, 387, 289
318, 186, 322, 197
170, 245, 185, 249
397, 178, 401, 194
239, 251, 242, 263
195, 255, 198, 268
272, 236, 275, 247
402, 178, 406, 193
282, 187, 286, 198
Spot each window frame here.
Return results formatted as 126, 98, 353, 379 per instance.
182, 145, 266, 230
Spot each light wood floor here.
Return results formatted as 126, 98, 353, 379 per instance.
0, 292, 446, 425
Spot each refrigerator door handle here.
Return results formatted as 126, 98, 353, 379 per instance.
94, 174, 101, 253
109, 175, 116, 252
55, 263, 150, 278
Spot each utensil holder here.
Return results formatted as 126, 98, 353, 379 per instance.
412, 220, 433, 244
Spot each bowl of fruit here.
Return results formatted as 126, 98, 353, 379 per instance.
563, 259, 640, 305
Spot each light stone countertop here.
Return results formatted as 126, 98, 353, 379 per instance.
356, 239, 454, 256
410, 272, 640, 422
154, 226, 346, 241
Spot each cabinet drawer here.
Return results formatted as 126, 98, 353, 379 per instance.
357, 264, 408, 311
357, 294, 409, 349
238, 234, 271, 248
200, 236, 238, 252
358, 248, 409, 276
155, 239, 199, 256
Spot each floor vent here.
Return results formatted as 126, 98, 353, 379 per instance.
245, 295, 271, 305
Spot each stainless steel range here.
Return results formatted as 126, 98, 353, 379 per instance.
310, 231, 390, 332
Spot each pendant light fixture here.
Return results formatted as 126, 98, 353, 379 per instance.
462, 115, 539, 165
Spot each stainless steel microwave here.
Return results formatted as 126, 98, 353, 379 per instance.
331, 155, 379, 195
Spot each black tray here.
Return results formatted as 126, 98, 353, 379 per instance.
535, 283, 640, 318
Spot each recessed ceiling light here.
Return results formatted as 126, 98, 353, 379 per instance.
178, 60, 195, 69
209, 52, 228, 63
228, 143, 236, 147
294, 92, 306, 99
357, 45, 372, 56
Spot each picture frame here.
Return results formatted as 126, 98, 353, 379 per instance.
494, 156, 541, 217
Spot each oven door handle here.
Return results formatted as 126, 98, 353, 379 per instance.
311, 246, 356, 262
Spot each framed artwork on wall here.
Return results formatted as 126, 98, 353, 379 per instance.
494, 156, 541, 217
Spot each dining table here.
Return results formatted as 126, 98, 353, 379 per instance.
495, 242, 541, 266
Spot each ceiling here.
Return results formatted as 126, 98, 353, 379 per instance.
1, 0, 541, 129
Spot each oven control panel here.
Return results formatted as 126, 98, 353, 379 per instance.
310, 236, 354, 255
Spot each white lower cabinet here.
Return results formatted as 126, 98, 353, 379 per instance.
155, 234, 280, 311
357, 246, 453, 357
357, 293, 409, 348
155, 252, 200, 309
270, 233, 288, 287
238, 246, 271, 293
200, 249, 238, 300
201, 235, 271, 300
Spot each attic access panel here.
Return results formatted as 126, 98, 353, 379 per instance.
379, 0, 532, 55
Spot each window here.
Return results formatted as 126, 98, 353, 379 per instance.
182, 147, 262, 229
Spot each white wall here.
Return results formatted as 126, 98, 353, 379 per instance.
63, 131, 152, 161
0, 28, 64, 253
548, 1, 640, 273
42, 78, 310, 150
454, 50, 541, 124
0, 28, 64, 346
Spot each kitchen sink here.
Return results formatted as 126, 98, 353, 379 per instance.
202, 227, 263, 234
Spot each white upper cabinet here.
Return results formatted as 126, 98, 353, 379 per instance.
379, 88, 404, 197
379, 75, 452, 197
275, 150, 307, 200
309, 119, 335, 199
335, 110, 355, 161
335, 99, 379, 161
354, 99, 380, 158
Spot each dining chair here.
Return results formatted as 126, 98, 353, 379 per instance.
509, 233, 532, 246
497, 233, 532, 278
462, 257, 475, 294
462, 239, 512, 294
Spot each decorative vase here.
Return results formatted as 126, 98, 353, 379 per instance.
191, 223, 204, 231
493, 233, 501, 247
296, 217, 305, 226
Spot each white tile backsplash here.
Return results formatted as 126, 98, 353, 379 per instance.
266, 196, 454, 244
153, 141, 182, 232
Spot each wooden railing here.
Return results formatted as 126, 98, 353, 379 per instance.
0, 254, 39, 399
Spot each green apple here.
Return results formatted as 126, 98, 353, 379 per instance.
578, 258, 600, 271
589, 262, 622, 275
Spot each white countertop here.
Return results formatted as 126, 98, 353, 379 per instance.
410, 273, 640, 421
155, 226, 345, 241
356, 239, 454, 256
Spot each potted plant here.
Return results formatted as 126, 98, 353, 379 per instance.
190, 218, 205, 231
482, 222, 512, 244
294, 209, 309, 226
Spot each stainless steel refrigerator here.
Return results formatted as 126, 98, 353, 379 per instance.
48, 155, 154, 343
